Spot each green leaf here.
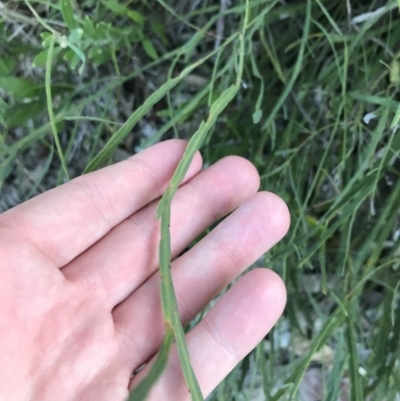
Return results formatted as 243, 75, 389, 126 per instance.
0, 77, 37, 100
63, 49, 81, 70
33, 49, 50, 68
33, 47, 62, 68
62, 41, 86, 74
141, 38, 158, 60
0, 57, 16, 76
68, 28, 83, 44
127, 10, 144, 25
252, 109, 262, 124
69, 53, 81, 70
83, 16, 96, 38
60, 0, 77, 31
103, 0, 132, 17
40, 32, 53, 47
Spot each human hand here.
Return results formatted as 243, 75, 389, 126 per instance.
0, 140, 290, 401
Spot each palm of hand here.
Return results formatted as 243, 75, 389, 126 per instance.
2, 244, 127, 400
0, 141, 289, 401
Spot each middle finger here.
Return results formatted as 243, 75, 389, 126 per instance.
62, 156, 260, 308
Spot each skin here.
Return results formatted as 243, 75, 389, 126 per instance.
0, 140, 290, 401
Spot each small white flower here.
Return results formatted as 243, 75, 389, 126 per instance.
363, 112, 377, 124
358, 366, 367, 376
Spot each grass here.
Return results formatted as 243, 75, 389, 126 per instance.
1, 0, 400, 400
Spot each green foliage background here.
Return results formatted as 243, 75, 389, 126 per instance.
1, 0, 400, 400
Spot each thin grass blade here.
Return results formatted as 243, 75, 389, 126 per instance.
262, 0, 311, 129
45, 35, 70, 181
156, 85, 238, 218
60, 0, 76, 31
390, 103, 400, 127
127, 326, 174, 401
323, 333, 346, 401
346, 312, 364, 400
84, 37, 237, 173
154, 84, 240, 401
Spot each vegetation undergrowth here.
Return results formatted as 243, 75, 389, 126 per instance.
1, 0, 400, 400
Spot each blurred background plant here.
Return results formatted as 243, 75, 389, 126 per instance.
1, 0, 400, 400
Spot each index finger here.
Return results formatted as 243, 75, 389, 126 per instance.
0, 140, 202, 267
